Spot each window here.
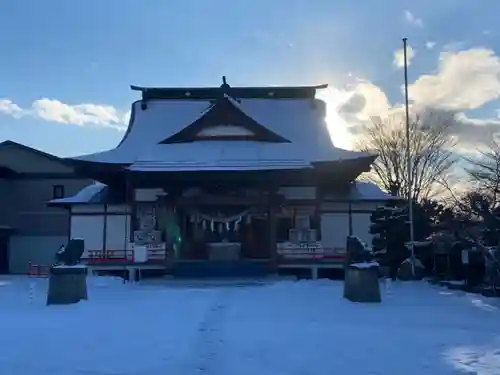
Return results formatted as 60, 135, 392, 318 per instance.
52, 185, 65, 199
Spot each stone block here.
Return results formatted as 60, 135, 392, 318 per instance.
47, 265, 88, 306
344, 262, 381, 303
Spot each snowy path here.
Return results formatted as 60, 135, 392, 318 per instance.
0, 277, 500, 375
180, 287, 232, 374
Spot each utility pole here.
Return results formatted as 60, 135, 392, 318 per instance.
403, 37, 416, 275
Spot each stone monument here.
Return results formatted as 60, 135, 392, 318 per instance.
47, 238, 88, 305
343, 236, 381, 303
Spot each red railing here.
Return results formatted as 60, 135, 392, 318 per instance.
84, 249, 167, 264
323, 248, 347, 261
28, 262, 50, 278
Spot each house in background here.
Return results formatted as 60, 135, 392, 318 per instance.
0, 140, 92, 274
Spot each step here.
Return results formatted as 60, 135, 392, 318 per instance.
171, 261, 272, 278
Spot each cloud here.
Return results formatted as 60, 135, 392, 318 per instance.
425, 41, 436, 49
393, 45, 415, 68
121, 110, 131, 125
339, 83, 391, 122
0, 99, 24, 118
408, 48, 500, 111
333, 82, 396, 143
334, 47, 500, 153
404, 10, 424, 28
448, 113, 500, 152
0, 98, 128, 130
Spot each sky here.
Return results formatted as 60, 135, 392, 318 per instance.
0, 0, 499, 157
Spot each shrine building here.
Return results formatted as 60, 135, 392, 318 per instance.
49, 78, 392, 279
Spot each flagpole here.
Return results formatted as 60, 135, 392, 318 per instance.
403, 37, 416, 274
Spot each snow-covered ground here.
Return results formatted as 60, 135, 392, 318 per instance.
1, 276, 500, 375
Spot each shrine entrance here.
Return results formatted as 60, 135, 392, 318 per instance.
181, 205, 272, 261
165, 186, 278, 277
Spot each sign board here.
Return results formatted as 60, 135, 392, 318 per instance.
277, 242, 324, 259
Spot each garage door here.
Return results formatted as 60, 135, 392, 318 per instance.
9, 235, 67, 274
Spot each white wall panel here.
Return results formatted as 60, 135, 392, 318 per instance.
351, 213, 373, 247
321, 213, 349, 251
70, 215, 104, 256
106, 215, 133, 250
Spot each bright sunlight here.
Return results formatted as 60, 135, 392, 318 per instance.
317, 87, 354, 150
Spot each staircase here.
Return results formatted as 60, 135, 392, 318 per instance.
171, 260, 273, 278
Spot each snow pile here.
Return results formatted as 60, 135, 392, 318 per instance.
351, 261, 379, 269
0, 276, 499, 374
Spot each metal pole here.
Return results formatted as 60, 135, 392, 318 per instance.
403, 37, 416, 274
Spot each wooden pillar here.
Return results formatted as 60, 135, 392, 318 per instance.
348, 200, 353, 237
178, 206, 186, 260
128, 177, 137, 248
315, 186, 322, 242
103, 204, 108, 255
347, 181, 354, 237
268, 188, 278, 268
123, 173, 132, 280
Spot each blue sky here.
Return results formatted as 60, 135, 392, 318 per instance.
0, 0, 499, 156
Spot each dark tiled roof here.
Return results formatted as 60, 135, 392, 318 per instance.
131, 83, 328, 100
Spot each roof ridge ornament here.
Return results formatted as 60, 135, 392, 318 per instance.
221, 76, 230, 89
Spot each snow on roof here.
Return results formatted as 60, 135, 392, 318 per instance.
70, 97, 373, 170
350, 181, 397, 200
48, 183, 107, 206
324, 181, 397, 201
127, 140, 315, 172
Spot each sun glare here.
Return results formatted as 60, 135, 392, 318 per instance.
317, 87, 354, 150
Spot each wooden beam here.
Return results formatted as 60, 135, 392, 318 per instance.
171, 193, 285, 207
268, 188, 278, 269
315, 185, 323, 241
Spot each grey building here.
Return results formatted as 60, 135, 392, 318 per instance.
0, 140, 92, 274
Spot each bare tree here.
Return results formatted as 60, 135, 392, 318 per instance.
355, 111, 457, 201
435, 140, 500, 231
465, 139, 500, 208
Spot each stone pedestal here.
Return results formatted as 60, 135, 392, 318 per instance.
344, 262, 381, 303
47, 265, 88, 306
